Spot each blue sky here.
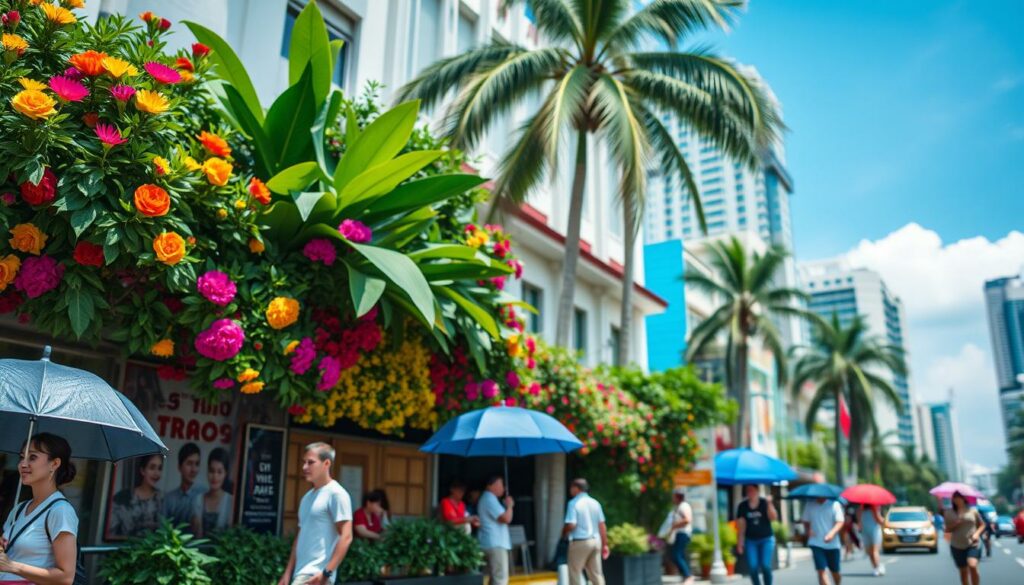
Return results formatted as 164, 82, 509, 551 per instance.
693, 1, 1024, 469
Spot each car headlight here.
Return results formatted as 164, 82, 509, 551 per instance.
883, 528, 895, 535
923, 525, 935, 534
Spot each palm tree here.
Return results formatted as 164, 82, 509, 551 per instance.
684, 237, 809, 447
792, 314, 907, 486
398, 0, 782, 352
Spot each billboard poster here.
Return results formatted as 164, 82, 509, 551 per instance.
104, 362, 240, 540
238, 424, 286, 534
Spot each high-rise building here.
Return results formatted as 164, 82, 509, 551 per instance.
983, 272, 1024, 454
921, 400, 963, 482
916, 402, 938, 463
799, 259, 917, 449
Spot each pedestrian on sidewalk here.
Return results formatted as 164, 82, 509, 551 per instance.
478, 475, 514, 585
667, 488, 695, 585
562, 478, 608, 585
736, 484, 777, 585
801, 497, 844, 585
858, 504, 885, 576
278, 442, 353, 585
942, 491, 984, 585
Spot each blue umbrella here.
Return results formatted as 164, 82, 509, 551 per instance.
715, 448, 798, 486
420, 406, 582, 489
787, 483, 844, 501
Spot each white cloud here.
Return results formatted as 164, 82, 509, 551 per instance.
918, 342, 992, 403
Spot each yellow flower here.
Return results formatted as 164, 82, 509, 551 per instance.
233, 199, 246, 210
9, 223, 47, 255
183, 156, 202, 172
150, 339, 174, 357
202, 157, 232, 186
101, 56, 138, 78
266, 297, 300, 330
248, 238, 265, 254
0, 255, 21, 291
236, 368, 259, 383
65, 0, 86, 9
2, 34, 28, 55
216, 208, 228, 219
283, 340, 299, 355
153, 156, 170, 176
41, 3, 77, 25
240, 381, 265, 394
11, 90, 57, 120
178, 70, 194, 83
134, 89, 169, 114
18, 78, 46, 91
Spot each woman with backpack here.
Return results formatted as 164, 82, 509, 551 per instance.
0, 432, 79, 585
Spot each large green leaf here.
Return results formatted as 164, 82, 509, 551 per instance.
360, 174, 487, 221
184, 21, 264, 123
437, 288, 500, 338
339, 151, 442, 210
287, 1, 332, 107
408, 244, 485, 261
347, 265, 387, 318
259, 200, 304, 245
67, 288, 94, 338
420, 261, 512, 281
267, 162, 321, 194
291, 191, 335, 223
333, 100, 420, 192
264, 66, 317, 172
221, 85, 274, 178
345, 242, 435, 325
312, 90, 344, 178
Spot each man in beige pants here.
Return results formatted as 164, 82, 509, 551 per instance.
562, 478, 608, 585
477, 475, 514, 585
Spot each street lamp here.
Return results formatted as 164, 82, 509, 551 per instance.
707, 427, 728, 583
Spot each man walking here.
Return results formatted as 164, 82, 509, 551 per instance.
163, 443, 203, 526
562, 478, 608, 585
478, 475, 514, 585
801, 497, 845, 585
668, 488, 694, 585
278, 443, 353, 585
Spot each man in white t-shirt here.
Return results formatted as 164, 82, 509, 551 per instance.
668, 488, 694, 585
278, 442, 353, 585
562, 478, 608, 585
801, 498, 844, 585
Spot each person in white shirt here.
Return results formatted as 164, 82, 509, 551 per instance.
562, 478, 608, 585
0, 433, 79, 585
278, 443, 353, 585
668, 488, 694, 585
477, 476, 514, 585
801, 498, 845, 585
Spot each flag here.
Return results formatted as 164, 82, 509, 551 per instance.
839, 394, 851, 439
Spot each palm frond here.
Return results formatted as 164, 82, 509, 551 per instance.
396, 42, 524, 109
501, 0, 584, 49
573, 0, 629, 53
634, 102, 705, 232
682, 271, 733, 300
602, 0, 739, 54
684, 303, 733, 363
591, 74, 650, 229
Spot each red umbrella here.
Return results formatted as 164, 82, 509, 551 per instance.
841, 484, 897, 506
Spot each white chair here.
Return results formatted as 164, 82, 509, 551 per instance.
509, 524, 534, 574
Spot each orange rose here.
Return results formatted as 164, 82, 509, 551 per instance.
150, 339, 174, 357
152, 232, 185, 266
197, 131, 231, 158
240, 381, 264, 394
202, 157, 232, 186
248, 177, 271, 205
0, 254, 21, 291
68, 50, 108, 76
134, 184, 170, 217
9, 223, 47, 255
248, 238, 265, 254
11, 90, 57, 120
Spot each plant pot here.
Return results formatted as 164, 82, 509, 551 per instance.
726, 562, 735, 576
603, 552, 662, 585
381, 574, 484, 585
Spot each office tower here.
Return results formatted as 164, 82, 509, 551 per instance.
984, 272, 1024, 453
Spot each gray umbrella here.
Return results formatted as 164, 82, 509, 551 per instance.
0, 347, 168, 503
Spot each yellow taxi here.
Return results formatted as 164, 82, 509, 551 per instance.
882, 506, 938, 554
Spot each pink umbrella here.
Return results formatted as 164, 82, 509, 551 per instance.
929, 482, 983, 502
841, 484, 897, 506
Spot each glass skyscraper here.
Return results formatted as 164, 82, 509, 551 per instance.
984, 273, 1024, 455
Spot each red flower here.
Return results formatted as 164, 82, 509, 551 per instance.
73, 242, 104, 267
20, 168, 57, 206
82, 112, 99, 128
192, 43, 211, 58
287, 404, 307, 416
0, 290, 23, 314
157, 365, 186, 380
158, 18, 171, 30
175, 57, 194, 72
163, 296, 184, 313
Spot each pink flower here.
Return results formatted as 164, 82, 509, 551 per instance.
289, 337, 316, 374
194, 319, 245, 361
359, 306, 380, 322
490, 276, 506, 290
302, 238, 336, 266
545, 405, 555, 414
95, 123, 127, 147
464, 381, 479, 401
317, 356, 341, 391
48, 76, 88, 102
110, 84, 136, 102
338, 219, 372, 243
527, 357, 537, 370
509, 259, 523, 279
528, 382, 541, 396
525, 337, 537, 354
62, 66, 82, 80
144, 61, 181, 84
213, 378, 234, 389
1, 193, 15, 206
14, 256, 63, 299
481, 379, 498, 399
505, 371, 520, 389
197, 270, 237, 306
505, 397, 517, 407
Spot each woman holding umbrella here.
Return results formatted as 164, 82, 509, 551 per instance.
857, 504, 885, 576
943, 491, 985, 585
735, 484, 777, 585
0, 433, 79, 585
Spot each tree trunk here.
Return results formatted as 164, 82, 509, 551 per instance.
834, 385, 845, 487
617, 202, 636, 367
735, 339, 750, 448
555, 131, 589, 349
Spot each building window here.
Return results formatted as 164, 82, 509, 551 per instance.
281, 0, 354, 89
573, 308, 588, 358
610, 326, 621, 365
522, 283, 542, 334
457, 8, 477, 54
412, 0, 443, 76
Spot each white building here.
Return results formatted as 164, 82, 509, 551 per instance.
799, 259, 918, 451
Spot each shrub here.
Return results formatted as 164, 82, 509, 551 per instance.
208, 526, 291, 585
381, 518, 483, 576
336, 538, 387, 583
99, 521, 214, 584
607, 523, 650, 556
772, 520, 789, 543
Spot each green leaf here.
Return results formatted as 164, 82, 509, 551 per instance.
288, 1, 332, 106
361, 174, 487, 220
437, 287, 500, 338
184, 21, 264, 123
264, 65, 317, 171
408, 244, 483, 261
333, 100, 420, 192
347, 265, 387, 318
291, 191, 335, 223
420, 261, 511, 281
344, 105, 360, 146
259, 201, 304, 245
69, 206, 98, 238
339, 150, 442, 209
67, 289, 94, 338
221, 84, 274, 178
312, 90, 344, 177
267, 162, 320, 194
345, 242, 436, 325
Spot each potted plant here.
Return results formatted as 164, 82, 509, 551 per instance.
381, 518, 484, 584
337, 539, 387, 585
685, 533, 713, 579
772, 521, 790, 569
208, 526, 292, 585
603, 524, 661, 585
720, 522, 738, 575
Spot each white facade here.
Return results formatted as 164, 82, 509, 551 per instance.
915, 402, 938, 463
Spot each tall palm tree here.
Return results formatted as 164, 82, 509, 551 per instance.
684, 237, 809, 447
398, 0, 782, 352
792, 314, 907, 486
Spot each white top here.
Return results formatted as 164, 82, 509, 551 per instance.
294, 480, 352, 578
477, 491, 511, 550
564, 493, 605, 541
0, 491, 78, 581
190, 489, 234, 534
670, 501, 693, 542
802, 500, 844, 550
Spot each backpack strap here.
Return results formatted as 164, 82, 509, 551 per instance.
7, 498, 67, 551
44, 498, 71, 543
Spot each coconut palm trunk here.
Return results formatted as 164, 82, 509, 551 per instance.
556, 131, 589, 348
735, 337, 750, 447
617, 202, 637, 366
835, 384, 844, 487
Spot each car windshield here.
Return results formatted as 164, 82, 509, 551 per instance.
888, 511, 928, 522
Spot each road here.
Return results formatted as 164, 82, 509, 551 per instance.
770, 536, 1024, 584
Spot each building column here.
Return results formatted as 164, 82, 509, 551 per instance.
534, 453, 566, 566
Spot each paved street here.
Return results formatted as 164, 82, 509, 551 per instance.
770, 538, 1024, 584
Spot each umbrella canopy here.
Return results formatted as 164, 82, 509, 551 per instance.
420, 406, 582, 457
841, 484, 897, 506
714, 448, 798, 486
0, 352, 167, 461
787, 483, 844, 501
929, 482, 983, 502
